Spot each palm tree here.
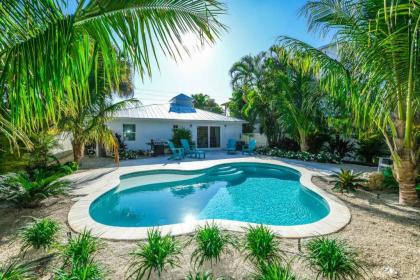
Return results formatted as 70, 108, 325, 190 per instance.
191, 93, 224, 114
0, 0, 226, 141
280, 0, 420, 205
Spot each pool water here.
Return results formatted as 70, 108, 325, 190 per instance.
89, 163, 329, 227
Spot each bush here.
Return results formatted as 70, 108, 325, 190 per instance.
306, 237, 366, 280
252, 261, 297, 280
185, 271, 218, 280
244, 224, 283, 265
331, 169, 366, 193
20, 218, 59, 251
0, 172, 70, 208
307, 133, 331, 154
56, 230, 102, 280
172, 128, 192, 147
382, 168, 398, 190
256, 147, 341, 163
126, 228, 181, 280
0, 259, 36, 280
356, 135, 387, 164
191, 223, 237, 268
64, 161, 79, 172
324, 136, 354, 159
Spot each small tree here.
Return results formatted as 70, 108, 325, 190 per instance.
171, 128, 192, 147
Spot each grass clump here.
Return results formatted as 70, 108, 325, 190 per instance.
331, 169, 365, 193
191, 223, 237, 268
244, 224, 284, 264
55, 230, 102, 280
20, 218, 59, 251
0, 260, 35, 280
252, 261, 297, 280
126, 228, 181, 280
306, 237, 366, 280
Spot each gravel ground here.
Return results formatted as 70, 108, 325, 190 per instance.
0, 176, 419, 279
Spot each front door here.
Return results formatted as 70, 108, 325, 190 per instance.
197, 126, 220, 148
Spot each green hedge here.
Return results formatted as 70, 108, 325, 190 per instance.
256, 147, 341, 163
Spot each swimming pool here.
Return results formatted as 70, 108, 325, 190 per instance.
89, 163, 330, 227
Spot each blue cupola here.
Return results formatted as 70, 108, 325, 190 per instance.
169, 93, 196, 113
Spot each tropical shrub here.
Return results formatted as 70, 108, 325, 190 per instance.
20, 218, 59, 251
356, 135, 387, 164
56, 230, 102, 280
382, 168, 399, 191
126, 228, 181, 280
244, 224, 283, 264
0, 259, 35, 280
252, 261, 297, 280
0, 172, 70, 207
331, 169, 366, 193
64, 161, 79, 172
305, 237, 366, 280
324, 136, 354, 160
256, 147, 340, 163
191, 223, 237, 268
172, 128, 193, 147
185, 271, 218, 280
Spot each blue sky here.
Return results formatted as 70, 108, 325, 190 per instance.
135, 1, 332, 105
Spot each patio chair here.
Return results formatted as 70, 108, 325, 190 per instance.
180, 139, 206, 159
167, 141, 184, 160
226, 139, 237, 154
242, 139, 257, 155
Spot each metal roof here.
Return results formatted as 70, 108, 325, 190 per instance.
113, 103, 245, 123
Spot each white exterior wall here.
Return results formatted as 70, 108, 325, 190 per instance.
107, 118, 243, 151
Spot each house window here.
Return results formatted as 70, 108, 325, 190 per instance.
123, 124, 136, 141
173, 125, 179, 130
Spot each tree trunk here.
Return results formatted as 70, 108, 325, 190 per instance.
300, 136, 309, 152
394, 158, 418, 206
72, 140, 85, 163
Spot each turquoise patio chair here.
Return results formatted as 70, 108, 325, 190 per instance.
242, 139, 257, 155
167, 141, 184, 160
180, 139, 206, 159
226, 139, 237, 154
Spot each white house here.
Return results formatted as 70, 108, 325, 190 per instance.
107, 94, 246, 151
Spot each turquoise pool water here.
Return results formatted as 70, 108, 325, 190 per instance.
89, 163, 329, 227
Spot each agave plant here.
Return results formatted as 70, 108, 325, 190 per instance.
191, 223, 237, 268
305, 237, 366, 280
20, 218, 60, 252
0, 172, 70, 207
126, 228, 181, 280
331, 169, 365, 193
0, 259, 36, 280
244, 224, 284, 265
252, 261, 297, 280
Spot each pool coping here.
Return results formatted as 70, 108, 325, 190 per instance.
68, 157, 351, 240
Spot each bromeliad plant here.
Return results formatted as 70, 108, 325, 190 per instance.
244, 224, 284, 265
191, 223, 237, 268
331, 169, 366, 193
305, 237, 366, 280
126, 228, 181, 280
20, 218, 60, 252
0, 172, 70, 208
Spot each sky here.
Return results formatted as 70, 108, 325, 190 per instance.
134, 1, 332, 105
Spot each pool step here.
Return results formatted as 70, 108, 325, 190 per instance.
215, 170, 244, 179
211, 167, 238, 175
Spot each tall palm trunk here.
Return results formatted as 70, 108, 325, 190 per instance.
299, 134, 309, 152
392, 120, 418, 206
72, 139, 85, 164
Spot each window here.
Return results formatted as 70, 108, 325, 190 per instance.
123, 124, 136, 141
173, 124, 179, 130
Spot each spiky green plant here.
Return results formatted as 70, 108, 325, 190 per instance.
185, 271, 219, 280
0, 259, 35, 280
20, 218, 59, 251
56, 230, 102, 280
126, 228, 181, 280
305, 237, 366, 280
0, 172, 70, 208
244, 224, 284, 265
331, 169, 366, 193
252, 261, 297, 280
191, 223, 237, 268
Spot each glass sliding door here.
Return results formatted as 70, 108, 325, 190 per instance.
197, 126, 209, 148
210, 126, 221, 148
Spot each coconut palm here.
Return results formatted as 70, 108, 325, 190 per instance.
0, 0, 226, 144
280, 0, 420, 205
191, 93, 224, 114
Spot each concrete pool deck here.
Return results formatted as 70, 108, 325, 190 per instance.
67, 153, 371, 240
